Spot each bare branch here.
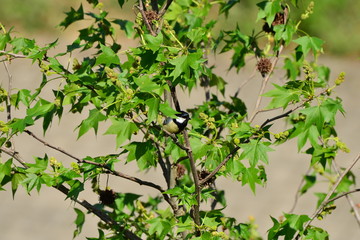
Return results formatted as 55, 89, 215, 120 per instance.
327, 188, 360, 204
332, 161, 360, 227
158, 0, 173, 18
136, 0, 156, 36
294, 153, 360, 239
249, 45, 284, 123
3, 62, 12, 121
289, 167, 312, 213
0, 50, 27, 59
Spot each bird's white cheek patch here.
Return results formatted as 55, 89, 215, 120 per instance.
176, 117, 186, 123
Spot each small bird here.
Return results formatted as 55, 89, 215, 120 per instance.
163, 111, 190, 134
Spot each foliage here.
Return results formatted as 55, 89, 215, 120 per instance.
0, 0, 357, 239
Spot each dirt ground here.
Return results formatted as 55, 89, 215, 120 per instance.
0, 47, 359, 239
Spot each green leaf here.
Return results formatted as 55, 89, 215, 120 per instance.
284, 213, 311, 231
240, 140, 274, 166
169, 51, 204, 79
134, 75, 159, 92
297, 125, 320, 151
256, 0, 282, 25
67, 180, 84, 200
16, 89, 32, 107
26, 100, 55, 117
145, 97, 160, 123
300, 175, 316, 195
186, 28, 206, 45
78, 109, 107, 138
293, 36, 324, 57
305, 227, 329, 240
263, 84, 300, 109
9, 116, 34, 132
159, 102, 179, 117
0, 31, 11, 50
123, 141, 156, 170
22, 173, 44, 193
95, 44, 120, 66
219, 0, 241, 16
209, 74, 226, 96
242, 167, 260, 193
104, 118, 138, 148
147, 218, 172, 239
144, 33, 163, 52
190, 138, 212, 161
112, 19, 134, 38
26, 156, 48, 174
10, 37, 35, 54
11, 173, 26, 198
73, 208, 85, 238
59, 4, 84, 29
0, 159, 13, 184
300, 101, 340, 133
118, 0, 126, 7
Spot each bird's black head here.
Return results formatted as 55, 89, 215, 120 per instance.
175, 111, 190, 120
163, 110, 190, 134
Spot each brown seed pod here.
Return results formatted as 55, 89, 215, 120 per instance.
257, 58, 272, 77
176, 163, 186, 179
99, 189, 116, 205
145, 10, 159, 23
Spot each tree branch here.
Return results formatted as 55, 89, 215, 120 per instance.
199, 146, 241, 186
158, 0, 173, 18
166, 79, 201, 230
0, 146, 141, 240
332, 161, 360, 227
327, 188, 360, 203
136, 0, 156, 36
289, 167, 312, 213
249, 45, 284, 123
294, 153, 360, 239
0, 50, 27, 59
23, 129, 181, 214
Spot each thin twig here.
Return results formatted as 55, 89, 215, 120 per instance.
235, 65, 257, 96
136, 0, 156, 36
183, 130, 201, 228
327, 188, 360, 203
3, 62, 12, 121
23, 129, 181, 214
332, 160, 360, 227
24, 130, 82, 162
249, 45, 284, 123
0, 50, 27, 59
166, 79, 181, 111
289, 167, 312, 213
158, 0, 173, 18
199, 146, 240, 186
294, 153, 360, 239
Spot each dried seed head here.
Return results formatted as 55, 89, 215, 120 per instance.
272, 12, 285, 26
176, 163, 186, 179
99, 189, 116, 205
257, 58, 272, 77
145, 10, 159, 22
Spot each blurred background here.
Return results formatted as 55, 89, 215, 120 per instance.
0, 0, 360, 239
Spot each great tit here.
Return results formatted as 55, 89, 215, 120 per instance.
163, 111, 190, 134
